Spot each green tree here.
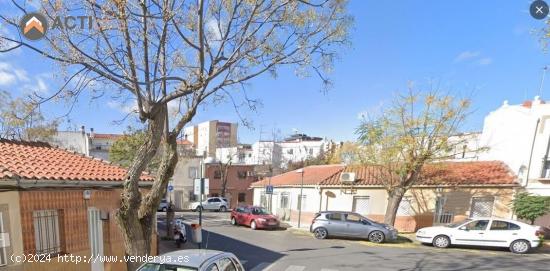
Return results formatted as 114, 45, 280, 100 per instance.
109, 128, 161, 173
357, 88, 473, 226
1, 2, 350, 268
0, 91, 58, 141
512, 192, 550, 225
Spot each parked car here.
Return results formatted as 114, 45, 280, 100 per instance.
416, 217, 544, 254
309, 211, 398, 243
136, 249, 244, 271
157, 199, 168, 212
189, 197, 229, 212
230, 205, 280, 230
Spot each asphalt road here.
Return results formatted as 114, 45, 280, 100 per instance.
157, 211, 550, 271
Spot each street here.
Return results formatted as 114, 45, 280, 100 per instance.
157, 212, 550, 271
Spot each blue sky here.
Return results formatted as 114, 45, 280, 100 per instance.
1, 0, 549, 143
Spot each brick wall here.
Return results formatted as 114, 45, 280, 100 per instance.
19, 188, 157, 271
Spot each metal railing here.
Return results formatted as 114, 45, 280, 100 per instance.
434, 212, 454, 224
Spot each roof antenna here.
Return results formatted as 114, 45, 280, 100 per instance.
538, 66, 548, 98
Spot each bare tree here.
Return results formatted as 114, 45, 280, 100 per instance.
357, 87, 473, 226
1, 1, 351, 269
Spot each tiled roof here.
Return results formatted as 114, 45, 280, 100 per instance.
253, 161, 517, 188
176, 139, 193, 145
252, 165, 345, 187
0, 139, 153, 182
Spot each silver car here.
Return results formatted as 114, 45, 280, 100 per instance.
136, 249, 244, 271
190, 197, 229, 212
309, 211, 398, 243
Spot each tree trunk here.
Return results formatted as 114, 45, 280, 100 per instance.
220, 162, 230, 197
384, 187, 406, 226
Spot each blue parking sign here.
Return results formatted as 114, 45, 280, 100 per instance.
266, 185, 273, 194
168, 185, 174, 191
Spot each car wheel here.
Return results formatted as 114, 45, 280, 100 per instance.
220, 206, 227, 212
368, 230, 385, 243
432, 235, 451, 248
510, 239, 531, 254
313, 227, 328, 239
231, 217, 237, 226
194, 206, 202, 212
250, 220, 257, 230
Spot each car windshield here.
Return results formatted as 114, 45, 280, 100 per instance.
445, 219, 472, 228
137, 263, 198, 271
251, 207, 271, 215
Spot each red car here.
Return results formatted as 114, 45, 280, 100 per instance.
230, 205, 280, 230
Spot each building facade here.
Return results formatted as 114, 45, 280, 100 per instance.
0, 139, 156, 271
183, 121, 238, 157
251, 163, 519, 232
205, 164, 259, 208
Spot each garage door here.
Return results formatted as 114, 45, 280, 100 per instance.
352, 196, 370, 215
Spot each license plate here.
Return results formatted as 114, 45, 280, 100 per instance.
268, 222, 277, 225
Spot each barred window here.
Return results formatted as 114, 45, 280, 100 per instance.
397, 197, 413, 216
33, 210, 61, 255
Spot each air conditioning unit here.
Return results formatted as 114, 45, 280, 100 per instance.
340, 172, 356, 184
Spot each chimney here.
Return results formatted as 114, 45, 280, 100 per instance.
81, 125, 85, 135
533, 96, 543, 106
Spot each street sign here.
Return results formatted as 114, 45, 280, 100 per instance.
194, 178, 210, 196
266, 185, 274, 194
168, 185, 174, 192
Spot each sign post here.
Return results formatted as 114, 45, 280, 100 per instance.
266, 185, 273, 195
193, 178, 209, 249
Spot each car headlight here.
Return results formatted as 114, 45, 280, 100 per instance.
417, 230, 425, 235
384, 225, 393, 230
257, 218, 266, 222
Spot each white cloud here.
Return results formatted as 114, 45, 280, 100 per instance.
454, 51, 480, 63
477, 57, 493, 66
108, 100, 138, 114
0, 70, 16, 85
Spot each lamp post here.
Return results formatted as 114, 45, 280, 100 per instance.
296, 168, 305, 228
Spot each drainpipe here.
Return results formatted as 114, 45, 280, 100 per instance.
525, 118, 541, 187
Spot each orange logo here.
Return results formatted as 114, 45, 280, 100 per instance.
23, 16, 44, 35
19, 13, 48, 41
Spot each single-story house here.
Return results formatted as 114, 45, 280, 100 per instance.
0, 139, 155, 271
251, 162, 520, 232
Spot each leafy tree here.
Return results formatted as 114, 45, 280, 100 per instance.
357, 88, 473, 226
1, 1, 351, 268
326, 141, 365, 165
109, 128, 161, 173
0, 91, 58, 141
512, 192, 550, 225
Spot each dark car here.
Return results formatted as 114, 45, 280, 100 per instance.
230, 205, 280, 230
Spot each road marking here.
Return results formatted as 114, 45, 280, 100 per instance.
249, 262, 276, 271
284, 265, 306, 271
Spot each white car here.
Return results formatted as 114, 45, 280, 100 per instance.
189, 197, 229, 212
416, 217, 543, 254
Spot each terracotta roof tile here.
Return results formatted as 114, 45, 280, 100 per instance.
253, 161, 517, 188
90, 133, 122, 140
0, 139, 153, 182
253, 165, 345, 187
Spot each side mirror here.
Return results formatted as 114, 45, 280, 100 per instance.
459, 226, 468, 231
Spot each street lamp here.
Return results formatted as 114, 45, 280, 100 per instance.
295, 168, 305, 228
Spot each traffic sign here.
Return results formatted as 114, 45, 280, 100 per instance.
194, 178, 209, 196
168, 185, 174, 192
266, 185, 274, 194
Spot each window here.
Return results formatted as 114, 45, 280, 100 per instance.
297, 195, 306, 211
238, 193, 246, 203
237, 171, 247, 179
490, 220, 521, 231
188, 167, 197, 178
33, 210, 61, 255
218, 257, 237, 271
309, 149, 313, 155
214, 170, 222, 179
95, 146, 102, 150
344, 213, 363, 223
397, 197, 413, 216
470, 197, 494, 218
287, 149, 293, 155
280, 193, 289, 209
462, 220, 489, 231
260, 193, 267, 207
327, 213, 343, 221
0, 212, 7, 266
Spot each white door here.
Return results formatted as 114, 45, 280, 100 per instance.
452, 219, 489, 246
88, 208, 104, 271
352, 196, 370, 215
484, 220, 520, 247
